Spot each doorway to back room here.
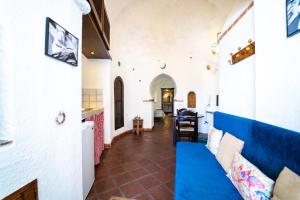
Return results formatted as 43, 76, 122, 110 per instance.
161, 88, 174, 114
150, 74, 176, 122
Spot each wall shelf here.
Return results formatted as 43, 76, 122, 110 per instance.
82, 0, 111, 59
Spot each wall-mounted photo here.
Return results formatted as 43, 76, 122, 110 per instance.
287, 0, 300, 37
45, 17, 78, 66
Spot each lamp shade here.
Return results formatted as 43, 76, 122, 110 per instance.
75, 0, 91, 15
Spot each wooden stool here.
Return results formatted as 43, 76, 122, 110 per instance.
133, 118, 143, 135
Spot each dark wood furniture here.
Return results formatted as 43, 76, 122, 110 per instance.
3, 180, 38, 200
82, 0, 111, 59
174, 110, 198, 143
177, 108, 187, 115
173, 111, 204, 145
133, 118, 143, 135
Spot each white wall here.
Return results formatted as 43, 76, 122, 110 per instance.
0, 0, 83, 199
254, 0, 300, 132
218, 0, 255, 119
106, 0, 236, 136
82, 56, 113, 144
219, 0, 300, 132
0, 17, 15, 141
82, 55, 105, 89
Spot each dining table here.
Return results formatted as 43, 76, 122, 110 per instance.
172, 114, 204, 144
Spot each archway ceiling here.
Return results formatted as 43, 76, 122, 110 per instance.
105, 0, 239, 27
104, 0, 241, 69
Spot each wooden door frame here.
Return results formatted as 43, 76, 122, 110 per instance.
161, 88, 174, 114
114, 76, 124, 130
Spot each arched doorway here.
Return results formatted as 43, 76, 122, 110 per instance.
150, 74, 177, 121
114, 76, 124, 130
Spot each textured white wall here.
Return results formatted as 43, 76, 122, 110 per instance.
0, 0, 83, 199
219, 0, 300, 132
218, 0, 255, 119
0, 17, 15, 141
82, 56, 113, 144
106, 0, 236, 135
82, 55, 105, 89
254, 0, 300, 132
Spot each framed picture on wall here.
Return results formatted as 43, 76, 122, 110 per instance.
45, 17, 79, 66
286, 0, 300, 37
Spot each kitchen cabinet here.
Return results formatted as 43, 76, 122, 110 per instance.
85, 111, 104, 165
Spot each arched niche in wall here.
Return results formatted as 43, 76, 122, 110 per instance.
0, 22, 15, 146
187, 91, 196, 108
114, 76, 124, 130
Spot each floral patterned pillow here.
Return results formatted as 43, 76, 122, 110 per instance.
228, 153, 275, 200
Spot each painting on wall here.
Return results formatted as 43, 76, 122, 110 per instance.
45, 17, 79, 66
286, 0, 300, 37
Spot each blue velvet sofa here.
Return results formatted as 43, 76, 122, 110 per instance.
175, 112, 300, 200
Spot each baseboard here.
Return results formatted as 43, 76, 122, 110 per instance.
143, 127, 154, 132
104, 127, 154, 149
104, 129, 132, 149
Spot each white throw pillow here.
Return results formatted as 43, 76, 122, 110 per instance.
206, 126, 223, 155
216, 133, 244, 173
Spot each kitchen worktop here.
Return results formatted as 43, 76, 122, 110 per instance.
82, 107, 104, 120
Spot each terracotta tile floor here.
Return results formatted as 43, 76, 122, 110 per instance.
87, 117, 176, 200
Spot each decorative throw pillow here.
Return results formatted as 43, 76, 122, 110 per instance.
271, 167, 300, 200
206, 126, 223, 155
228, 153, 274, 200
216, 133, 244, 173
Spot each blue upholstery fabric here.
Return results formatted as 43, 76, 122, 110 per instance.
213, 112, 254, 160
175, 112, 300, 200
214, 112, 300, 180
175, 142, 242, 200
249, 121, 300, 180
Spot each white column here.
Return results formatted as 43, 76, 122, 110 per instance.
0, 20, 15, 142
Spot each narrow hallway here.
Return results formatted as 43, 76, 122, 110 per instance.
88, 117, 176, 200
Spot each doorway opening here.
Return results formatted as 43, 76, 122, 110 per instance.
161, 88, 174, 114
150, 74, 176, 122
114, 76, 124, 130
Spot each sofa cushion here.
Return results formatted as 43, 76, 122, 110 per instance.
216, 133, 244, 173
271, 167, 300, 200
175, 142, 242, 200
206, 126, 223, 155
229, 153, 274, 200
214, 112, 300, 180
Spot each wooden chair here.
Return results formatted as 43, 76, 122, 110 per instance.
177, 108, 187, 115
177, 108, 194, 126
175, 110, 198, 143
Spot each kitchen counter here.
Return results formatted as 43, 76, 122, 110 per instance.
82, 108, 104, 120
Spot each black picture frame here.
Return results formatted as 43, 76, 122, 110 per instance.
45, 17, 79, 66
286, 0, 300, 37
